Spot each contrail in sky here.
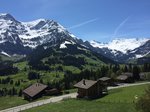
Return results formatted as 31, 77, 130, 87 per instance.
68, 18, 99, 29
113, 17, 130, 37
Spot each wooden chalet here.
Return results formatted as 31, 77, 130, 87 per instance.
116, 73, 134, 83
74, 79, 103, 99
98, 77, 112, 92
45, 88, 60, 96
99, 77, 112, 86
139, 72, 150, 80
23, 83, 48, 101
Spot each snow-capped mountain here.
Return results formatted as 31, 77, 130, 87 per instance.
0, 13, 78, 55
129, 40, 150, 58
90, 38, 149, 54
90, 38, 150, 63
21, 19, 77, 48
0, 13, 149, 63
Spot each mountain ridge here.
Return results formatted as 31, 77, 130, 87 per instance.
0, 13, 149, 64
90, 38, 149, 54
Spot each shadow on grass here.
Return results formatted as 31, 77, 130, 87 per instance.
108, 88, 123, 95
76, 93, 110, 101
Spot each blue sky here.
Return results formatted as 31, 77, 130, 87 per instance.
0, 0, 150, 42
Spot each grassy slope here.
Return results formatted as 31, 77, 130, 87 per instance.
41, 53, 104, 74
0, 54, 24, 61
1, 47, 106, 85
23, 84, 149, 112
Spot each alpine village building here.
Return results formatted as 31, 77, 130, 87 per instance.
116, 72, 134, 83
23, 83, 48, 101
74, 78, 108, 99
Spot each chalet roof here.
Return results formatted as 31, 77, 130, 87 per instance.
139, 72, 150, 78
74, 79, 97, 89
23, 83, 48, 97
99, 77, 111, 81
121, 72, 133, 77
116, 75, 128, 80
139, 72, 150, 75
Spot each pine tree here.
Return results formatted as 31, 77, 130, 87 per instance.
128, 64, 132, 72
18, 89, 22, 97
124, 65, 128, 72
12, 87, 17, 96
10, 80, 14, 84
133, 65, 140, 80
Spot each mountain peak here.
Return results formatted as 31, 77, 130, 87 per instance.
0, 13, 16, 22
22, 19, 66, 31
0, 13, 10, 17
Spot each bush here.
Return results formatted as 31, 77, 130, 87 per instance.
136, 86, 150, 112
64, 90, 70, 94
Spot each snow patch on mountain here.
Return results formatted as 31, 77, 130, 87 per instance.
60, 41, 76, 49
135, 55, 143, 58
135, 51, 150, 59
77, 47, 87, 51
90, 38, 149, 54
60, 41, 70, 48
1, 51, 11, 57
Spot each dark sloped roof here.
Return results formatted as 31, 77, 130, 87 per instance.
23, 83, 48, 97
74, 79, 97, 89
116, 75, 128, 80
116, 72, 133, 80
99, 77, 111, 81
121, 72, 133, 77
139, 72, 150, 75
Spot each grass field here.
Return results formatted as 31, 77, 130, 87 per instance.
0, 96, 28, 110
22, 84, 149, 112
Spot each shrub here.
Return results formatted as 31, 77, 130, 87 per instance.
135, 86, 150, 112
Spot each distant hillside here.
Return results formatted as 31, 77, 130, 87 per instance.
28, 40, 115, 72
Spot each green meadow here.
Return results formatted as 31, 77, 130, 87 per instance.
23, 84, 149, 112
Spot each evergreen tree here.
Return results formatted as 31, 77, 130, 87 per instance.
10, 80, 14, 84
112, 64, 120, 73
18, 89, 22, 97
128, 64, 132, 72
96, 69, 102, 78
12, 87, 17, 96
143, 63, 150, 72
28, 71, 40, 80
40, 79, 43, 83
8, 89, 12, 96
123, 65, 128, 72
133, 65, 140, 80
64, 73, 71, 89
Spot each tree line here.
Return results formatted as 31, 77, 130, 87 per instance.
54, 63, 150, 90
0, 87, 22, 97
0, 61, 18, 76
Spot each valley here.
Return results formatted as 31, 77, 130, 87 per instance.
0, 13, 150, 112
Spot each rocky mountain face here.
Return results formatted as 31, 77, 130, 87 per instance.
0, 13, 149, 64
